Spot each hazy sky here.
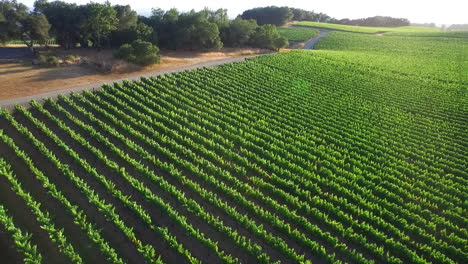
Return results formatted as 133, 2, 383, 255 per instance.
21, 0, 468, 25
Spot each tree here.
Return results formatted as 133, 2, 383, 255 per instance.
250, 24, 288, 50
110, 22, 157, 47
157, 8, 179, 49
189, 17, 223, 49
0, 0, 28, 44
220, 17, 258, 47
81, 2, 118, 49
21, 13, 51, 48
447, 24, 468, 31
336, 16, 410, 27
138, 7, 164, 29
135, 23, 157, 43
114, 39, 160, 65
150, 8, 165, 23
109, 3, 155, 47
202, 8, 229, 29
146, 8, 222, 50
0, 0, 50, 50
113, 5, 137, 29
34, 0, 81, 49
175, 11, 222, 50
241, 6, 293, 26
273, 36, 288, 51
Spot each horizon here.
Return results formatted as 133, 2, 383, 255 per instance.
18, 0, 468, 26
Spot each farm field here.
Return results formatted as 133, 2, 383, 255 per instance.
278, 27, 319, 41
295, 21, 441, 34
314, 31, 468, 83
384, 31, 468, 38
0, 23, 467, 264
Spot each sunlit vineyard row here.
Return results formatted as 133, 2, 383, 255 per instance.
0, 31, 467, 263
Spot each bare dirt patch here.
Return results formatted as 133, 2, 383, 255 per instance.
0, 48, 269, 100
281, 20, 300, 28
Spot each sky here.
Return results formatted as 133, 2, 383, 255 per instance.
20, 0, 468, 25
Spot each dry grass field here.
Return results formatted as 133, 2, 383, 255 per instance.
0, 48, 268, 100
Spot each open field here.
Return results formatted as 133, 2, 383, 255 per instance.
295, 21, 441, 34
0, 48, 269, 100
0, 25, 467, 263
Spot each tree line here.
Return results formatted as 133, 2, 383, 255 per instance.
0, 0, 289, 53
241, 6, 410, 28
446, 24, 468, 31
334, 16, 410, 27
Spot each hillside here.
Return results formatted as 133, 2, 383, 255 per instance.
315, 31, 468, 83
296, 21, 441, 34
0, 21, 467, 264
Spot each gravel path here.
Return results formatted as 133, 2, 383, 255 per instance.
0, 54, 261, 110
303, 29, 333, 49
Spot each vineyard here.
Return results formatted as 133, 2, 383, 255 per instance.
383, 31, 468, 38
5, 39, 58, 46
314, 31, 468, 83
0, 25, 467, 264
295, 21, 441, 34
277, 27, 319, 42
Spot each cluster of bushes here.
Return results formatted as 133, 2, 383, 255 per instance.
114, 40, 160, 66
37, 55, 59, 67
35, 54, 79, 67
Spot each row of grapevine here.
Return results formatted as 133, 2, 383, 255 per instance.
1, 38, 466, 263
0, 159, 42, 264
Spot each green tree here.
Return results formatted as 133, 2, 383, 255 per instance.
157, 8, 180, 49
113, 5, 137, 29
221, 17, 258, 47
0, 0, 28, 44
114, 39, 160, 65
138, 7, 164, 29
241, 6, 293, 26
0, 0, 50, 50
110, 22, 157, 47
202, 8, 229, 29
135, 22, 157, 43
82, 2, 118, 49
34, 0, 81, 49
21, 13, 51, 48
176, 11, 222, 50
273, 36, 288, 50
250, 24, 288, 50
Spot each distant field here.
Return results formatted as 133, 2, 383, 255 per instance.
296, 21, 441, 33
384, 30, 468, 38
0, 19, 467, 264
277, 27, 319, 41
314, 31, 468, 83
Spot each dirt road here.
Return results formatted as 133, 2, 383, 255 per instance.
303, 29, 333, 49
0, 55, 260, 109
